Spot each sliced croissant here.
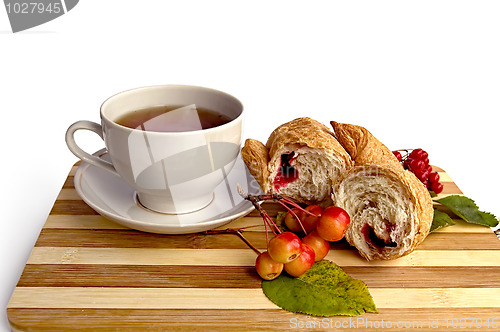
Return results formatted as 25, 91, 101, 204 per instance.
332, 164, 433, 260
241, 117, 353, 205
330, 120, 434, 260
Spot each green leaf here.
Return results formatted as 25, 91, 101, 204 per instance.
275, 211, 288, 233
435, 195, 499, 228
430, 209, 455, 232
261, 260, 377, 317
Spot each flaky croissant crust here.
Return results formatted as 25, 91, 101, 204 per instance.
330, 121, 402, 168
332, 163, 433, 260
241, 138, 271, 193
266, 117, 350, 162
241, 117, 352, 203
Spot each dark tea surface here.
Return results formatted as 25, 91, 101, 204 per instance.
115, 104, 232, 132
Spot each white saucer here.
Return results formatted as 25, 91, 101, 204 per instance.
74, 149, 262, 234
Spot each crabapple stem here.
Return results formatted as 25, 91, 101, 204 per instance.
277, 200, 308, 234
253, 200, 280, 235
237, 184, 319, 236
280, 196, 320, 218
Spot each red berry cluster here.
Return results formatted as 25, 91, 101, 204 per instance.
392, 148, 443, 194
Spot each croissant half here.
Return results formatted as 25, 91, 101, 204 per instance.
241, 117, 352, 205
332, 164, 433, 260
330, 121, 433, 260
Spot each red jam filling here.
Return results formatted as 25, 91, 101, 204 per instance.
361, 223, 397, 248
273, 152, 299, 191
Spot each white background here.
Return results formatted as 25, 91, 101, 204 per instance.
1, 1, 499, 330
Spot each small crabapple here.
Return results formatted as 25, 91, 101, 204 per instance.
301, 205, 323, 233
268, 232, 302, 264
284, 243, 315, 277
302, 230, 330, 261
255, 251, 283, 280
284, 208, 304, 233
316, 206, 350, 242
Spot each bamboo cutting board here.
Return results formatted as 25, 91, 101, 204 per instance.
7, 163, 500, 331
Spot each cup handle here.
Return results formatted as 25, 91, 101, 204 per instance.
65, 120, 118, 176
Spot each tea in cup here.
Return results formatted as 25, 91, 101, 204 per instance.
66, 85, 244, 214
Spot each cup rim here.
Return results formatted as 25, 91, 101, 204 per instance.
99, 84, 244, 135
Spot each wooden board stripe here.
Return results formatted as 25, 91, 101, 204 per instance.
33, 229, 500, 250
417, 233, 500, 249
56, 188, 82, 200
16, 265, 262, 289
8, 308, 499, 332
51, 192, 466, 217
62, 176, 74, 189
430, 219, 495, 233
7, 308, 499, 332
49, 195, 477, 225
15, 265, 500, 289
26, 247, 500, 267
69, 165, 78, 176
43, 214, 496, 234
51, 194, 477, 220
436, 171, 452, 182
434, 181, 462, 195
45, 215, 129, 229
8, 287, 277, 309
50, 200, 98, 215
9, 287, 500, 309
49, 200, 288, 216
33, 229, 266, 249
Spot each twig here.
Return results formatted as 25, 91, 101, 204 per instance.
237, 184, 281, 235
201, 228, 261, 255
237, 184, 319, 236
235, 229, 261, 255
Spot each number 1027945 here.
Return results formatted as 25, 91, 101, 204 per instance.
5, 2, 62, 14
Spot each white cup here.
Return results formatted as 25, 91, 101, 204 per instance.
66, 85, 244, 214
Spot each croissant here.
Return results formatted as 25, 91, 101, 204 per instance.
330, 121, 402, 168
241, 117, 353, 205
331, 122, 434, 260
